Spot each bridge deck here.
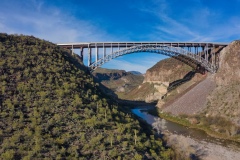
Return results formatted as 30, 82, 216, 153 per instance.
57, 42, 229, 49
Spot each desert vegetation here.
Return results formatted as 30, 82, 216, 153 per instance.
0, 33, 173, 159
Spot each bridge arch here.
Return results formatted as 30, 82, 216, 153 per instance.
89, 44, 216, 73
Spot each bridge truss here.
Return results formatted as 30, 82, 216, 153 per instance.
57, 42, 228, 73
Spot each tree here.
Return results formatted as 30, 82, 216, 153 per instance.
1, 150, 15, 160
152, 118, 166, 134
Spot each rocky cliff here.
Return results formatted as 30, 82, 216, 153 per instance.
144, 58, 192, 83
124, 57, 204, 103
205, 40, 240, 126
159, 41, 240, 138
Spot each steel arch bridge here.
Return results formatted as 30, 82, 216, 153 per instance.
57, 42, 228, 73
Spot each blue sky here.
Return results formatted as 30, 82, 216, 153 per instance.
1, 0, 240, 73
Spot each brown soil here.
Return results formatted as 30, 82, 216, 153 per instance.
161, 74, 207, 109
162, 74, 216, 115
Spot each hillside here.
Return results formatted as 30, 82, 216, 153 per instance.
0, 33, 173, 159
122, 57, 205, 103
92, 68, 144, 97
162, 75, 214, 115
205, 40, 240, 127
160, 41, 240, 139
144, 57, 193, 83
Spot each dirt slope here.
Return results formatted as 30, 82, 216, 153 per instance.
162, 75, 215, 115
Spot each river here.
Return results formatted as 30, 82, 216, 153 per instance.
132, 106, 240, 160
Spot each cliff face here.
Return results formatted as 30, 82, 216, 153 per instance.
144, 58, 192, 83
125, 57, 203, 102
158, 41, 240, 137
215, 41, 240, 85
206, 41, 240, 126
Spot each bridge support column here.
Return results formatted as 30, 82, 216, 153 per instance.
80, 47, 83, 62
102, 43, 106, 61
201, 46, 205, 61
212, 52, 215, 69
104, 47, 106, 57
103, 43, 106, 59
88, 45, 92, 66
212, 45, 216, 70
204, 49, 206, 61
95, 44, 99, 62
111, 43, 113, 59
71, 45, 74, 55
205, 43, 208, 61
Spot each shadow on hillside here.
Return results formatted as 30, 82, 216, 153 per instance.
95, 80, 119, 99
166, 46, 225, 93
167, 71, 196, 92
92, 75, 157, 106
117, 99, 157, 106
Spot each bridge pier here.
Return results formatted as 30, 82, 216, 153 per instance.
88, 45, 92, 66
95, 44, 99, 62
205, 43, 209, 61
80, 47, 84, 61
211, 45, 217, 71
111, 43, 113, 54
71, 45, 73, 55
103, 43, 106, 62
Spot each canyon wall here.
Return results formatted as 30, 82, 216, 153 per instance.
205, 40, 240, 126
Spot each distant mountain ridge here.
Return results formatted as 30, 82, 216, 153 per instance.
92, 68, 128, 81
128, 71, 142, 75
92, 67, 144, 97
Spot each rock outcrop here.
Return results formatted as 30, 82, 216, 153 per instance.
215, 41, 240, 85
144, 58, 192, 83
124, 57, 204, 103
205, 40, 240, 126
157, 41, 240, 138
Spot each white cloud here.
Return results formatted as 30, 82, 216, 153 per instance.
136, 0, 240, 42
31, 0, 44, 12
0, 0, 114, 43
135, 0, 200, 41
